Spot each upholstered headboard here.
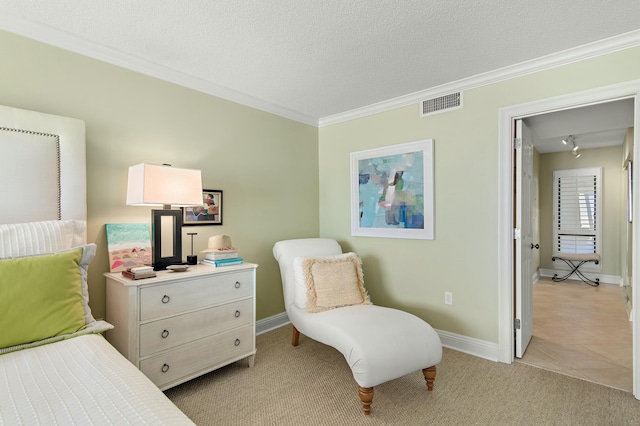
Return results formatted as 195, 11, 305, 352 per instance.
0, 105, 86, 224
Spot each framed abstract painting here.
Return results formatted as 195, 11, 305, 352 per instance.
350, 139, 434, 239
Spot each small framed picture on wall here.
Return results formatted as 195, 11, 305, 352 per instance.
183, 189, 223, 225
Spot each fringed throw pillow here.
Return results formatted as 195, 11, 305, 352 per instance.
298, 252, 371, 313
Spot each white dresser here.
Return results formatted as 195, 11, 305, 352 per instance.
105, 263, 257, 390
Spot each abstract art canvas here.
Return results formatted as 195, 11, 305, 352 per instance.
350, 139, 434, 239
106, 223, 152, 272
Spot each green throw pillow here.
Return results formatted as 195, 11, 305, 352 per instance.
0, 248, 87, 349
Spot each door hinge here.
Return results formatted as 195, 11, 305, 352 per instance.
513, 137, 522, 149
514, 318, 521, 330
513, 228, 521, 239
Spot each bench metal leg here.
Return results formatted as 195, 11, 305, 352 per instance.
551, 257, 600, 287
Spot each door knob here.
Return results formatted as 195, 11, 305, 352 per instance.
531, 243, 540, 249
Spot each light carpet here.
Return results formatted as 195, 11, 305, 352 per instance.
165, 325, 640, 425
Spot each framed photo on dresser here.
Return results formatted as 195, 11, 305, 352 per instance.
182, 189, 223, 226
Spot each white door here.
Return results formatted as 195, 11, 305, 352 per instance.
515, 119, 534, 358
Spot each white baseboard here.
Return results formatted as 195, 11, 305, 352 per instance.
436, 329, 501, 362
532, 270, 540, 283
256, 311, 501, 363
256, 312, 290, 335
539, 268, 622, 285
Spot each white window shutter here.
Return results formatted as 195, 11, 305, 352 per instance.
553, 168, 602, 255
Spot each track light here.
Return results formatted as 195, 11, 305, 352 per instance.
563, 135, 580, 158
571, 139, 580, 158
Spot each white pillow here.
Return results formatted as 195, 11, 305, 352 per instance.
0, 220, 86, 258
72, 243, 99, 325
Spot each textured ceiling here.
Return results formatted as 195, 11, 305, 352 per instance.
1, 1, 640, 123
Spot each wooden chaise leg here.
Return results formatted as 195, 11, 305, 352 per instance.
422, 365, 436, 391
358, 367, 434, 415
358, 386, 374, 415
291, 325, 300, 347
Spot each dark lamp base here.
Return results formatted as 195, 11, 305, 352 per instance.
153, 260, 187, 271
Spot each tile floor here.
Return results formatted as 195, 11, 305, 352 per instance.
517, 276, 633, 392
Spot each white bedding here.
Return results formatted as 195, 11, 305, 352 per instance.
0, 335, 194, 425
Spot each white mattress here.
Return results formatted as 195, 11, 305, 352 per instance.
0, 334, 194, 425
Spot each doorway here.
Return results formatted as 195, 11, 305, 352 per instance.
516, 100, 634, 391
496, 80, 640, 399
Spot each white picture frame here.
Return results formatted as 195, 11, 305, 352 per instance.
350, 139, 434, 239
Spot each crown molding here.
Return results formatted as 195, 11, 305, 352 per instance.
0, 16, 319, 127
319, 29, 640, 127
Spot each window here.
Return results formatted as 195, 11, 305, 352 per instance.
552, 168, 602, 256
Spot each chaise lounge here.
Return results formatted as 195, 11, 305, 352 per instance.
273, 238, 442, 414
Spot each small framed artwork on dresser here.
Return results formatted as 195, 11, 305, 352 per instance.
183, 189, 223, 225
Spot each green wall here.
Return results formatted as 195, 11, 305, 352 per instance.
318, 47, 640, 342
539, 146, 623, 275
0, 30, 320, 321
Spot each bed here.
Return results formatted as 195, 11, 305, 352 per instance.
0, 105, 194, 424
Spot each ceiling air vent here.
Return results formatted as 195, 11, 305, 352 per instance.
420, 92, 462, 117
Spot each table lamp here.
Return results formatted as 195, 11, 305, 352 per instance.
126, 163, 203, 270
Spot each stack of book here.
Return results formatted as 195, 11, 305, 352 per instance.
122, 266, 156, 280
201, 249, 244, 267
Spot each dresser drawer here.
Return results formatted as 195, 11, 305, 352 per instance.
140, 270, 253, 321
140, 325, 254, 388
139, 298, 254, 357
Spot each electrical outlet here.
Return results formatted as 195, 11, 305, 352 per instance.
444, 291, 453, 305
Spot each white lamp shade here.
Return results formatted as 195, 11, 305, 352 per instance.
126, 163, 203, 207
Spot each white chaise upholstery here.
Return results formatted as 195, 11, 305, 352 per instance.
273, 238, 442, 414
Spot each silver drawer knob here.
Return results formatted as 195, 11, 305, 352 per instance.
234, 339, 241, 346
234, 282, 241, 289
161, 295, 170, 304
161, 363, 170, 373
161, 329, 170, 338
235, 310, 241, 318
